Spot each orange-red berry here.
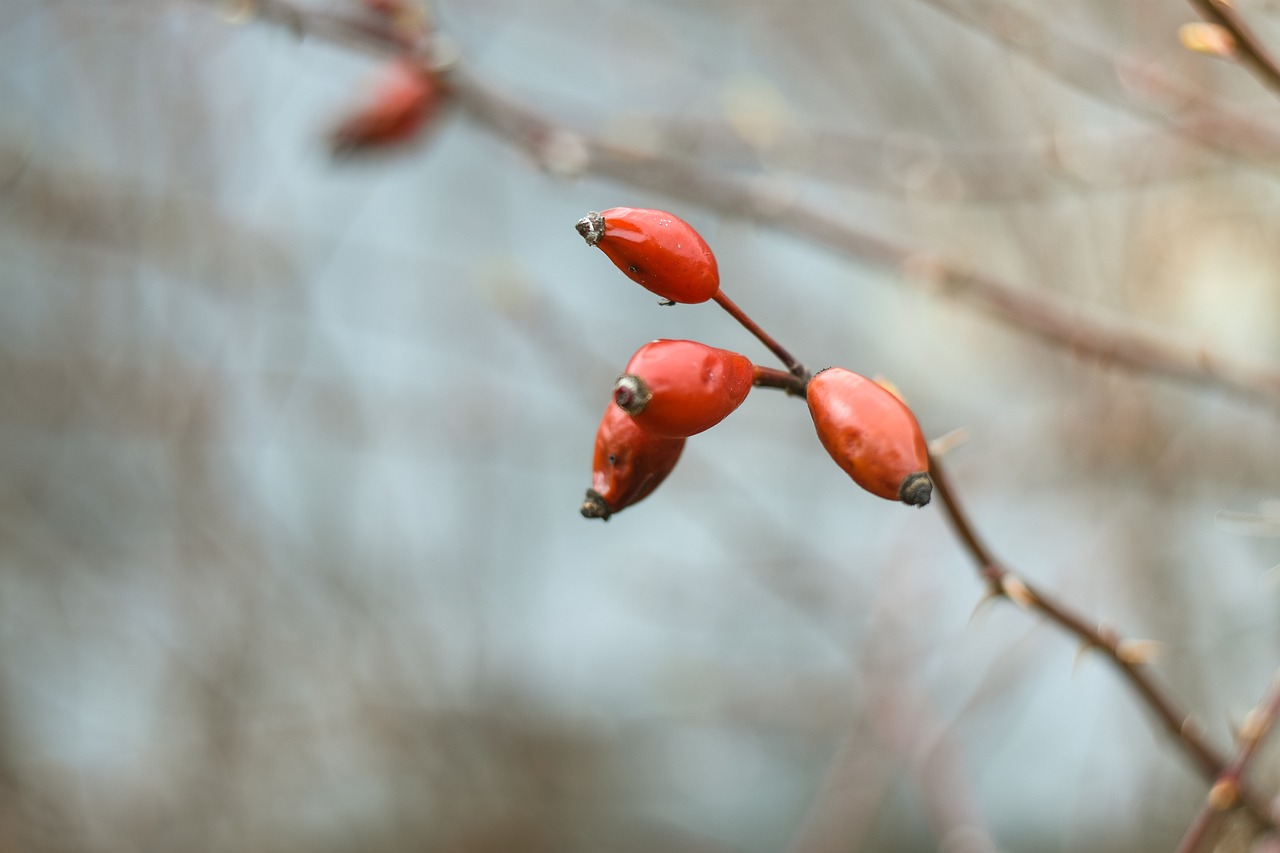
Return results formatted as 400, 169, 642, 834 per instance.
329, 57, 441, 154
575, 208, 720, 304
581, 402, 686, 520
613, 340, 754, 438
806, 368, 932, 506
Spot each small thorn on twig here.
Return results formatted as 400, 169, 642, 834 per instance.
1116, 638, 1163, 666
928, 427, 970, 458
872, 375, 907, 404
1208, 778, 1241, 811
969, 587, 1002, 623
1072, 641, 1093, 675
1239, 708, 1268, 743
1001, 575, 1038, 610
1179, 22, 1237, 59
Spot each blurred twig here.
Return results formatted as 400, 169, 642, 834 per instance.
593, 116, 1227, 202
453, 72, 1280, 409
918, 0, 1280, 169
1187, 0, 1280, 99
1175, 669, 1280, 852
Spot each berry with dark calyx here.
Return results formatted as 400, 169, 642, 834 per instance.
575, 208, 720, 304
806, 368, 932, 506
613, 339, 754, 438
581, 403, 686, 521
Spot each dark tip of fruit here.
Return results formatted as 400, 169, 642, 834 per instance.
575, 211, 605, 246
899, 472, 933, 507
581, 489, 612, 520
612, 374, 652, 415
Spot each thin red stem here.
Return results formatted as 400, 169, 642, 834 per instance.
752, 364, 809, 396
714, 290, 809, 381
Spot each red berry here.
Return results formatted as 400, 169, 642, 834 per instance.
575, 208, 720, 304
329, 58, 441, 154
613, 340, 754, 438
581, 403, 686, 520
806, 368, 932, 506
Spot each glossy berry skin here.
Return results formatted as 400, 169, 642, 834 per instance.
575, 208, 720, 304
581, 403, 686, 521
807, 368, 932, 506
613, 340, 754, 438
330, 58, 441, 154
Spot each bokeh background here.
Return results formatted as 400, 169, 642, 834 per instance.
2, 1, 1280, 850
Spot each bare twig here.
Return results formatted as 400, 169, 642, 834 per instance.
1175, 670, 1280, 852
918, 0, 1280, 170
1187, 0, 1280, 100
928, 456, 1273, 825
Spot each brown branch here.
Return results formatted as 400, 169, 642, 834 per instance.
196, 0, 1280, 411
1175, 669, 1280, 852
450, 69, 1280, 408
1188, 0, 1280, 101
928, 456, 1273, 825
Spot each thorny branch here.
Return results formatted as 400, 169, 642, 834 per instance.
1176, 670, 1280, 852
928, 457, 1272, 826
198, 0, 1280, 832
1187, 0, 1280, 101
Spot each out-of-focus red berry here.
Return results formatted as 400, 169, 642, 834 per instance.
581, 402, 686, 520
329, 57, 441, 154
806, 367, 932, 506
575, 208, 720, 304
612, 339, 753, 438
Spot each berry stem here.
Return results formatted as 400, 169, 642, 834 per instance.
714, 290, 809, 381
752, 364, 809, 396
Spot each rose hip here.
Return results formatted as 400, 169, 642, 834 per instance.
581, 402, 686, 521
807, 368, 932, 506
575, 208, 720, 304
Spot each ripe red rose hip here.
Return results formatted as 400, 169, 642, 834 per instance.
329, 57, 442, 154
807, 368, 932, 506
613, 340, 754, 438
575, 208, 720, 304
581, 402, 686, 521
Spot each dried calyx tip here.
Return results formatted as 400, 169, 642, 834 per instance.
612, 374, 652, 415
575, 211, 605, 246
581, 489, 612, 520
899, 472, 933, 507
